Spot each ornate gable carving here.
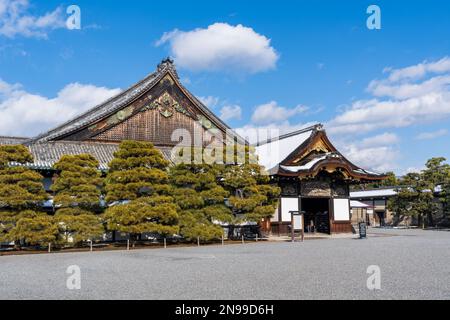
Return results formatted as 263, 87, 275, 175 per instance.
288, 134, 335, 165
141, 91, 190, 118
56, 65, 230, 147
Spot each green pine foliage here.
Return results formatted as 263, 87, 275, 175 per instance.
104, 141, 178, 238
0, 145, 49, 245
170, 162, 231, 241
388, 157, 450, 227
221, 163, 281, 223
9, 210, 58, 246
352, 171, 398, 191
51, 154, 104, 245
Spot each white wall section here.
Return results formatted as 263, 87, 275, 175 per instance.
333, 199, 350, 221
281, 197, 298, 222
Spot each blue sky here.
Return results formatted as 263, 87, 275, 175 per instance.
0, 0, 450, 174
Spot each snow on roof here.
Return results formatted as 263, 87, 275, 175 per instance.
350, 200, 371, 208
279, 154, 328, 172
350, 188, 397, 198
254, 125, 318, 171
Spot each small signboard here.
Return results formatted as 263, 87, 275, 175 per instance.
290, 211, 304, 242
359, 222, 367, 239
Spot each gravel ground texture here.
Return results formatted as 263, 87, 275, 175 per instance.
0, 228, 449, 300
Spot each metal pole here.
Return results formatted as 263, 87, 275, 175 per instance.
197, 237, 200, 247
164, 237, 167, 249
48, 243, 51, 253
221, 234, 224, 246
241, 235, 244, 244
256, 234, 258, 242
127, 239, 130, 251
90, 240, 93, 252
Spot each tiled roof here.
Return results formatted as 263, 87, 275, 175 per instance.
350, 189, 398, 198
27, 58, 234, 144
0, 136, 29, 145
3, 140, 174, 170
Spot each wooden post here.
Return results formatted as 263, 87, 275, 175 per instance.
164, 237, 167, 249
291, 212, 295, 243
301, 214, 305, 242
127, 239, 130, 251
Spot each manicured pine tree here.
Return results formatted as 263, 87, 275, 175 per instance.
104, 141, 178, 242
388, 157, 450, 227
9, 210, 58, 246
51, 154, 104, 245
220, 145, 281, 224
170, 158, 232, 242
0, 145, 53, 247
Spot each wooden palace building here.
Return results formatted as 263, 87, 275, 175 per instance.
0, 58, 386, 235
254, 125, 387, 234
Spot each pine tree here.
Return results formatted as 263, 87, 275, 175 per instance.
221, 162, 281, 223
51, 154, 104, 245
0, 145, 51, 246
388, 157, 450, 227
104, 141, 178, 241
9, 210, 58, 246
170, 162, 231, 241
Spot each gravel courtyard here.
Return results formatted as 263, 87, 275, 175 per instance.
0, 228, 449, 300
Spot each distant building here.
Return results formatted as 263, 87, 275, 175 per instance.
350, 189, 398, 226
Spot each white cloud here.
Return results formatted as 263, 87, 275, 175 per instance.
0, 79, 121, 136
385, 57, 450, 82
328, 57, 450, 136
0, 0, 66, 38
220, 104, 241, 121
360, 132, 399, 147
156, 23, 279, 74
415, 129, 448, 140
251, 101, 308, 125
327, 127, 400, 174
198, 95, 219, 108
368, 75, 450, 100
338, 142, 399, 173
328, 131, 400, 173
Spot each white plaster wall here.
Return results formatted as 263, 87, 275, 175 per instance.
281, 197, 298, 222
333, 199, 350, 221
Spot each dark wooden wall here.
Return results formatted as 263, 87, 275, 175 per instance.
91, 107, 210, 146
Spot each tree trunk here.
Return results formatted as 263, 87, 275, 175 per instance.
427, 212, 434, 227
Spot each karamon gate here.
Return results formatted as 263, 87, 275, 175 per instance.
254, 126, 386, 235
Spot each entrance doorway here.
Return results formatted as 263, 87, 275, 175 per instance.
376, 211, 386, 226
301, 198, 330, 234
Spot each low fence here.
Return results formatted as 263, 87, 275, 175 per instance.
0, 229, 267, 255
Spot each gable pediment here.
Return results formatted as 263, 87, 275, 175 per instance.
281, 131, 337, 166
27, 59, 234, 145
